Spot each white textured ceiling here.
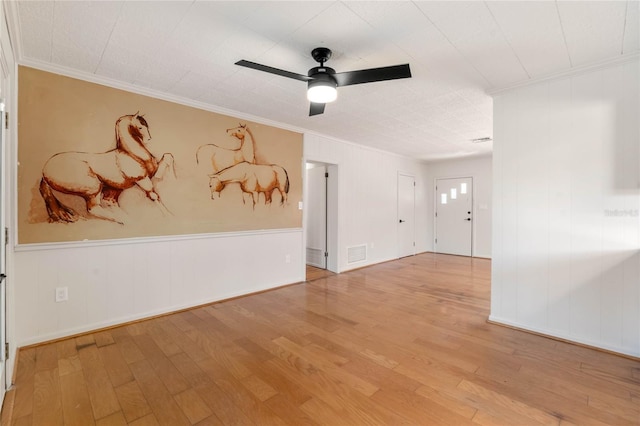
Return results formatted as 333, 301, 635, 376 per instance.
9, 1, 639, 161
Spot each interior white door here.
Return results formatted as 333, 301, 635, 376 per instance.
398, 174, 415, 258
435, 177, 473, 256
0, 95, 6, 405
306, 165, 327, 268
0, 8, 12, 402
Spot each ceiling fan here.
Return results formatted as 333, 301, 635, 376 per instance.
235, 47, 412, 116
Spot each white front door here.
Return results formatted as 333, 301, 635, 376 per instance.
398, 174, 415, 258
306, 165, 327, 268
435, 177, 473, 256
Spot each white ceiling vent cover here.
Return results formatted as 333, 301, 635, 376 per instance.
347, 244, 367, 264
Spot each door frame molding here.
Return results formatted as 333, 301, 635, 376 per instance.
434, 175, 474, 257
303, 160, 339, 275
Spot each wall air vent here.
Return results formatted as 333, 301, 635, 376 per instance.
347, 244, 367, 264
306, 247, 324, 268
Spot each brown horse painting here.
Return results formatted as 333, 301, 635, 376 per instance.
195, 123, 256, 173
209, 161, 289, 207
39, 113, 174, 224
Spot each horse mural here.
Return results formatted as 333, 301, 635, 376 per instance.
209, 162, 289, 207
39, 113, 174, 224
195, 123, 255, 173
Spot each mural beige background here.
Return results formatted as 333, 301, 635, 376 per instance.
18, 66, 303, 244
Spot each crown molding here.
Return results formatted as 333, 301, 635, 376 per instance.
18, 58, 310, 137
488, 53, 640, 96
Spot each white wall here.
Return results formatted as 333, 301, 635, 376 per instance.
305, 133, 430, 272
426, 155, 492, 258
491, 59, 640, 357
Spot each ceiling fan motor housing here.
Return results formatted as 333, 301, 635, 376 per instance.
308, 66, 336, 81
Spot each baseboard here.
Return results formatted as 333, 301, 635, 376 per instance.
487, 315, 640, 361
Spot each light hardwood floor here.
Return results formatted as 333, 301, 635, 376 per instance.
305, 265, 335, 282
3, 253, 639, 425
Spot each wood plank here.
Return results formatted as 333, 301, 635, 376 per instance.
131, 334, 189, 395
98, 344, 134, 387
147, 320, 183, 357
173, 389, 213, 424
76, 345, 121, 420
298, 397, 347, 425
32, 369, 64, 426
11, 414, 32, 426
212, 377, 287, 426
128, 359, 191, 426
59, 370, 95, 426
93, 331, 115, 348
56, 339, 78, 359
75, 335, 96, 350
194, 416, 224, 426
161, 319, 209, 363
58, 355, 82, 377
414, 384, 477, 419
12, 349, 36, 420
0, 388, 15, 426
34, 345, 58, 372
371, 384, 475, 425
95, 411, 127, 426
114, 381, 152, 423
457, 378, 561, 424
128, 413, 160, 426
110, 329, 145, 364
194, 374, 255, 426
272, 336, 379, 397
263, 394, 319, 426
240, 374, 278, 402
169, 352, 215, 390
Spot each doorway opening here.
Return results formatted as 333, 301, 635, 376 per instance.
305, 161, 338, 280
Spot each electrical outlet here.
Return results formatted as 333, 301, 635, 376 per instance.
55, 287, 68, 303
285, 254, 291, 263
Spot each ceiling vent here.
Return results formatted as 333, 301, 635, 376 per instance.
471, 137, 492, 143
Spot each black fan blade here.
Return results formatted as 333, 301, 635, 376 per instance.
334, 64, 411, 87
235, 60, 311, 82
309, 102, 325, 116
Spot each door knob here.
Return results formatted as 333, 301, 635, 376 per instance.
399, 219, 405, 223
465, 218, 471, 221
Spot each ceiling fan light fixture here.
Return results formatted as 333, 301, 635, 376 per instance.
235, 47, 411, 115
307, 75, 337, 103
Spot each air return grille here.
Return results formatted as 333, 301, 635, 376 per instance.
347, 244, 367, 264
306, 247, 324, 268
